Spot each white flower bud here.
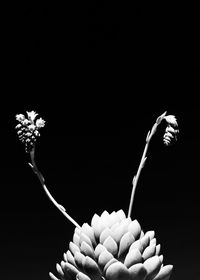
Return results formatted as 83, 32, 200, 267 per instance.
26, 111, 38, 122
16, 114, 25, 122
28, 124, 36, 132
164, 115, 178, 127
163, 115, 179, 146
15, 124, 22, 129
36, 118, 45, 128
15, 110, 45, 153
163, 126, 179, 146
25, 132, 32, 137
34, 130, 40, 136
22, 119, 30, 126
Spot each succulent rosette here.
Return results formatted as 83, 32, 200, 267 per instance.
49, 210, 173, 280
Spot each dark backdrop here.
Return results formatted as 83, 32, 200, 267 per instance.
1, 3, 200, 280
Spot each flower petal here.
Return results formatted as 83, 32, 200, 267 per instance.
109, 211, 121, 226
69, 241, 80, 256
63, 253, 67, 262
116, 209, 126, 221
101, 210, 111, 227
100, 227, 113, 244
106, 262, 130, 280
155, 244, 161, 255
79, 232, 93, 248
94, 244, 106, 259
49, 272, 62, 280
66, 250, 77, 266
150, 238, 157, 246
98, 249, 114, 269
103, 258, 118, 273
124, 248, 143, 268
153, 265, 173, 280
142, 244, 156, 261
129, 263, 147, 280
91, 214, 106, 240
128, 220, 141, 239
76, 272, 91, 280
118, 231, 135, 259
74, 251, 86, 271
81, 223, 96, 247
56, 263, 64, 275
129, 240, 144, 253
143, 256, 162, 280
61, 261, 79, 279
140, 235, 150, 252
80, 241, 95, 259
113, 218, 131, 243
145, 231, 155, 241
73, 232, 80, 247
159, 255, 164, 264
83, 256, 102, 279
103, 236, 118, 256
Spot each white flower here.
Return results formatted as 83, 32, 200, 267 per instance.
34, 130, 40, 137
26, 111, 38, 122
164, 115, 178, 127
16, 114, 25, 122
36, 118, 45, 128
22, 119, 30, 126
15, 124, 22, 129
28, 124, 36, 132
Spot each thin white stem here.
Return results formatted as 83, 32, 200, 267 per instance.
128, 134, 150, 217
128, 111, 167, 218
29, 148, 81, 229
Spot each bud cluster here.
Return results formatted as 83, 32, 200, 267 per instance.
163, 115, 179, 146
15, 111, 45, 152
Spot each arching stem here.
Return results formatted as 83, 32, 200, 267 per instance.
29, 147, 81, 229
128, 111, 167, 217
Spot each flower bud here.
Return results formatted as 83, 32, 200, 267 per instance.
15, 110, 45, 152
15, 114, 25, 122
163, 115, 179, 146
26, 111, 38, 122
36, 118, 46, 128
164, 115, 178, 128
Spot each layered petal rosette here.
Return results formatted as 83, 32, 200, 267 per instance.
50, 210, 173, 280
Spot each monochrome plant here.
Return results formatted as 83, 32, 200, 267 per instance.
15, 110, 179, 280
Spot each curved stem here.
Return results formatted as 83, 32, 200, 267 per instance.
29, 147, 81, 229
128, 111, 167, 217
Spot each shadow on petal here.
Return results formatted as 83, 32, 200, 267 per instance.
106, 262, 130, 280
153, 265, 173, 280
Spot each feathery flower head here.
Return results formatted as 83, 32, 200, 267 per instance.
15, 111, 45, 152
50, 210, 173, 280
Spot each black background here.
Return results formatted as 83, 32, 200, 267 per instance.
1, 2, 200, 280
